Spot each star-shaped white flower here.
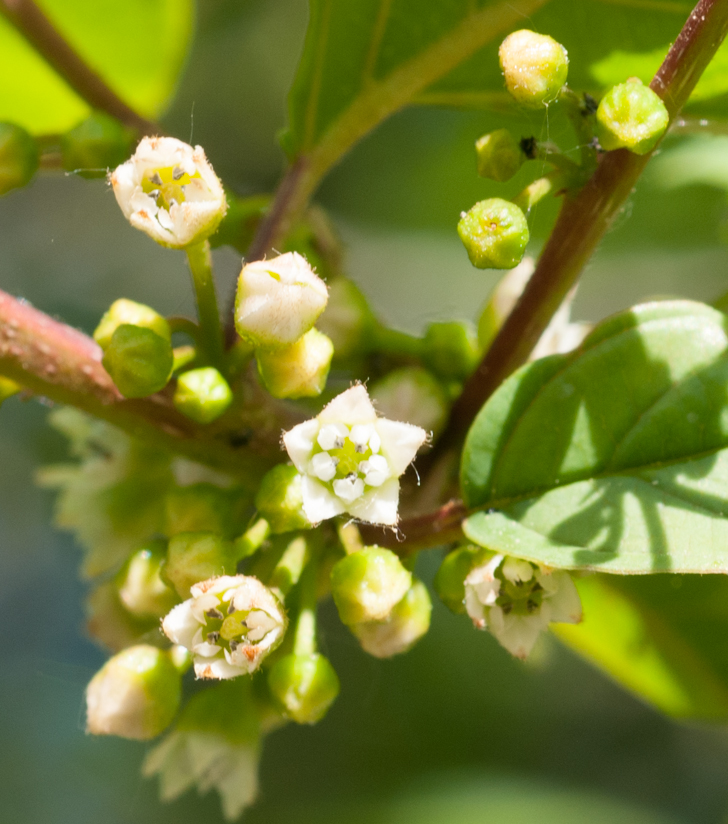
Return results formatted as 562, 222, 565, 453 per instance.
162, 575, 287, 679
110, 137, 227, 249
282, 385, 428, 527
464, 554, 582, 659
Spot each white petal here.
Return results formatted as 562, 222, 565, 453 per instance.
543, 571, 582, 624
283, 419, 319, 471
368, 429, 381, 453
318, 385, 377, 425
310, 452, 337, 482
193, 641, 222, 657
333, 476, 365, 503
360, 453, 390, 487
346, 478, 400, 526
301, 475, 345, 523
502, 557, 533, 583
317, 422, 348, 451
194, 656, 245, 680
375, 418, 427, 477
162, 601, 199, 648
489, 609, 548, 660
350, 423, 374, 450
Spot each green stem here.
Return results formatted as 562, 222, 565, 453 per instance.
559, 87, 598, 174
512, 173, 561, 213
293, 554, 319, 657
534, 143, 582, 178
234, 518, 270, 561
186, 241, 225, 372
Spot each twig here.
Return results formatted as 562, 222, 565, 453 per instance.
0, 0, 157, 135
359, 499, 467, 556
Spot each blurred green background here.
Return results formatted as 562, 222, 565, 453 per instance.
4, 0, 728, 822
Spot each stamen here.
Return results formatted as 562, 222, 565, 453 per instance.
205, 608, 224, 620
207, 631, 220, 643
149, 172, 163, 186
172, 166, 184, 180
227, 600, 236, 614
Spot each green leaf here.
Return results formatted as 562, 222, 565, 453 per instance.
555, 574, 728, 719
0, 0, 193, 134
461, 300, 728, 574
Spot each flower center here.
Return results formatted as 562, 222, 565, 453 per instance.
142, 165, 203, 211
201, 602, 278, 653
497, 574, 543, 616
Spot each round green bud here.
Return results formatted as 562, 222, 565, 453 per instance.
61, 112, 134, 179
371, 367, 448, 439
164, 532, 238, 598
116, 539, 179, 619
330, 546, 412, 626
422, 321, 480, 382
94, 298, 171, 351
434, 545, 492, 614
353, 579, 432, 658
256, 328, 333, 399
255, 464, 310, 533
102, 324, 174, 398
475, 129, 524, 182
267, 652, 340, 724
596, 78, 669, 155
85, 645, 181, 740
499, 30, 569, 108
0, 122, 39, 195
165, 482, 243, 538
458, 198, 529, 270
173, 367, 233, 424
316, 278, 375, 359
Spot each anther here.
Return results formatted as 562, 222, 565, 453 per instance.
172, 166, 184, 180
149, 172, 163, 186
207, 631, 220, 643
205, 608, 223, 620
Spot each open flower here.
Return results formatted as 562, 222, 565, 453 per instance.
162, 575, 287, 679
464, 554, 582, 659
110, 137, 227, 248
282, 385, 427, 526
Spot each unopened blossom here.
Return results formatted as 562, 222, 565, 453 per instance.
234, 252, 329, 349
464, 554, 582, 659
162, 575, 287, 679
282, 385, 428, 526
110, 136, 227, 248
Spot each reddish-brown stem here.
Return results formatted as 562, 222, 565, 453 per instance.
0, 0, 157, 135
360, 499, 468, 556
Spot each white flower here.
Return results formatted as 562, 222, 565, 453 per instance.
464, 554, 582, 659
282, 385, 428, 527
234, 252, 329, 348
162, 575, 287, 679
110, 137, 227, 248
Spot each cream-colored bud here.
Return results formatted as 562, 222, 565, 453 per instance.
256, 328, 333, 399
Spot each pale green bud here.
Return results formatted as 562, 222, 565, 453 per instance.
255, 464, 309, 533
256, 328, 333, 399
267, 653, 340, 724
330, 546, 412, 626
422, 321, 480, 382
499, 30, 568, 108
61, 112, 133, 179
102, 324, 174, 398
475, 129, 524, 182
0, 122, 39, 195
458, 198, 529, 270
316, 278, 375, 359
173, 367, 233, 424
164, 532, 238, 598
116, 539, 179, 619
434, 545, 492, 614
86, 582, 159, 653
94, 298, 171, 351
353, 579, 432, 658
596, 78, 669, 155
85, 645, 181, 740
165, 482, 244, 539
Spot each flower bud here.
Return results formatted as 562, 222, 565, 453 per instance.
86, 582, 159, 653
316, 278, 375, 359
162, 574, 287, 678
0, 376, 21, 408
596, 78, 669, 155
371, 367, 448, 439
475, 129, 524, 182
86, 645, 181, 740
499, 30, 568, 108
256, 328, 333, 399
110, 136, 227, 248
165, 483, 243, 539
434, 545, 492, 614
330, 546, 412, 625
458, 198, 529, 270
173, 367, 233, 424
61, 112, 133, 179
0, 122, 39, 195
93, 298, 171, 350
234, 252, 328, 348
422, 321, 480, 382
353, 579, 432, 658
164, 532, 239, 598
255, 464, 309, 533
267, 652, 340, 724
116, 539, 179, 619
102, 324, 174, 398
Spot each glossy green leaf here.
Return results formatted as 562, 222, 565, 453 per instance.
461, 300, 728, 574
555, 574, 728, 719
0, 0, 193, 134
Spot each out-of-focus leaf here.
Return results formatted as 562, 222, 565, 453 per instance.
649, 135, 728, 190
556, 574, 728, 720
461, 301, 728, 574
0, 0, 193, 134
